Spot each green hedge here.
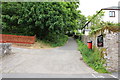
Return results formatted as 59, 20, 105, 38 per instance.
43, 34, 68, 47
76, 40, 109, 73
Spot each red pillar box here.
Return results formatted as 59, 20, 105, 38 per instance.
87, 41, 92, 49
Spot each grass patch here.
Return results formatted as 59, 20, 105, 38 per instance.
76, 39, 109, 73
32, 40, 52, 48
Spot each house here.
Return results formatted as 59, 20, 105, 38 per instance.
102, 6, 120, 23
81, 6, 120, 35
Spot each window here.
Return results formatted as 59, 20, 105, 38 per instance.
109, 11, 115, 17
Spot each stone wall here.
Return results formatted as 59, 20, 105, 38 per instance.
0, 43, 12, 57
81, 31, 119, 72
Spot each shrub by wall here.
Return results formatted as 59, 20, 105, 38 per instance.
76, 40, 108, 73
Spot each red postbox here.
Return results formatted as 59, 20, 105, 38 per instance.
87, 41, 92, 49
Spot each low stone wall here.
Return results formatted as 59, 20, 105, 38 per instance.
0, 43, 12, 57
81, 31, 119, 72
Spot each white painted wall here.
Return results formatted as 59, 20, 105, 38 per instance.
102, 10, 118, 23
119, 3, 120, 22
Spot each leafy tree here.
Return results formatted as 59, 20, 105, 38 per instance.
78, 14, 86, 29
2, 2, 86, 46
87, 11, 104, 31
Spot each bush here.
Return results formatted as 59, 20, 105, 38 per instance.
43, 33, 68, 47
76, 40, 109, 73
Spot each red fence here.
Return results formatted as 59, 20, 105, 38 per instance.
0, 34, 36, 44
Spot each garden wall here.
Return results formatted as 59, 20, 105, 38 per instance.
81, 31, 119, 72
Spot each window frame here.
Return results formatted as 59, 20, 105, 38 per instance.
109, 11, 115, 17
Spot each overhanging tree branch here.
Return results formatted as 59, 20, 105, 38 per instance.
81, 9, 103, 30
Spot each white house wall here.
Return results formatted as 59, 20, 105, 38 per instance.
119, 10, 120, 23
102, 10, 118, 23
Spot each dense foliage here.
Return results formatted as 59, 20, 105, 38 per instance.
2, 2, 86, 46
89, 21, 120, 36
104, 22, 120, 26
87, 11, 104, 31
77, 40, 109, 73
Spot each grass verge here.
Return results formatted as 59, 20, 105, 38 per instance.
76, 39, 109, 73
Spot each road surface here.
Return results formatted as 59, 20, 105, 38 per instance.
1, 37, 118, 78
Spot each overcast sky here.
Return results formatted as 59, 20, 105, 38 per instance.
78, 0, 120, 17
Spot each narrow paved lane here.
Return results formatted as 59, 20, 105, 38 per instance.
2, 37, 118, 78
58, 37, 78, 50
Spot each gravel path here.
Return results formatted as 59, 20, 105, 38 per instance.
2, 37, 97, 74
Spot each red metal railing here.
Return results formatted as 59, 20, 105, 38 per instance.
0, 34, 36, 44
